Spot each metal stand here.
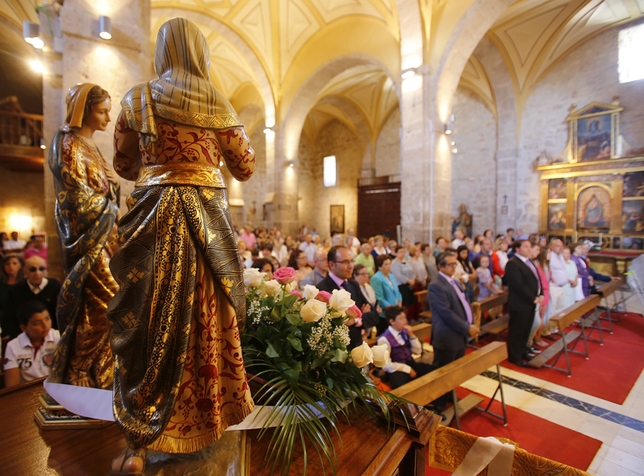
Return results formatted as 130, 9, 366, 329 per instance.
448, 364, 508, 430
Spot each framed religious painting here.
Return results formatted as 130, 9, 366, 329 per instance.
330, 205, 344, 234
576, 185, 611, 232
548, 178, 567, 200
548, 203, 567, 231
621, 200, 644, 233
623, 172, 644, 198
566, 102, 623, 163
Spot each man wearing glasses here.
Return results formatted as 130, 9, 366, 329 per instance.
4, 256, 61, 339
317, 246, 380, 349
428, 251, 480, 411
428, 251, 480, 369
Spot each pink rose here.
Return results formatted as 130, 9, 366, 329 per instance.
273, 267, 297, 284
290, 289, 303, 299
315, 290, 332, 303
346, 304, 362, 319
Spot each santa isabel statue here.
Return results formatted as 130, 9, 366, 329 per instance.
107, 17, 256, 475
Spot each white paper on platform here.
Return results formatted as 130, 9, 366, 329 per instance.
43, 380, 326, 430
43, 381, 115, 421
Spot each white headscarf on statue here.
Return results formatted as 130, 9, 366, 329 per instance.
119, 17, 242, 150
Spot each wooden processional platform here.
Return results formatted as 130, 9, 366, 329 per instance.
0, 378, 436, 476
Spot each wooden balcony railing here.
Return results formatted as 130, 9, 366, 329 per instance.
0, 111, 45, 172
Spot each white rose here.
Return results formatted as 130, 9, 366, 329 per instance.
300, 299, 327, 323
329, 288, 354, 314
264, 280, 281, 297
302, 285, 319, 301
351, 342, 374, 368
371, 344, 391, 368
243, 268, 265, 288
285, 281, 297, 293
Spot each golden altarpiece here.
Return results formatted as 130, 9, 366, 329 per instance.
537, 101, 644, 274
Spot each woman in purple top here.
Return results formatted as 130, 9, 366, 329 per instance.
570, 242, 591, 297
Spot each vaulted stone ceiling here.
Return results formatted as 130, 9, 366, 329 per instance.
461, 0, 644, 116
2, 0, 643, 132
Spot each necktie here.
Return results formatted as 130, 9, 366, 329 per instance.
341, 281, 350, 291
450, 279, 473, 324
524, 259, 541, 294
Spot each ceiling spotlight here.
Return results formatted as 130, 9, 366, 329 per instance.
99, 15, 112, 40
401, 68, 417, 80
263, 126, 273, 134
29, 60, 44, 74
286, 160, 294, 168
451, 141, 456, 146
40, 138, 46, 150
451, 147, 458, 154
23, 21, 43, 49
444, 123, 452, 135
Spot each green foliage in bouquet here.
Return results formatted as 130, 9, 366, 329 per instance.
241, 267, 395, 476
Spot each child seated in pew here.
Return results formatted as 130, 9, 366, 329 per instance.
3, 301, 60, 388
476, 255, 502, 301
376, 306, 436, 389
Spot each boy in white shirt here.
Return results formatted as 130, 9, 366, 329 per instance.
3, 301, 60, 388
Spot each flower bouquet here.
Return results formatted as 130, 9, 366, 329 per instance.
241, 267, 398, 475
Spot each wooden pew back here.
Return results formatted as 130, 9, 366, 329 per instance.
391, 341, 507, 406
596, 278, 623, 298
549, 294, 601, 332
478, 291, 508, 314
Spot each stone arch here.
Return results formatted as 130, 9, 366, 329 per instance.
432, 0, 515, 123
280, 53, 400, 164
152, 7, 275, 123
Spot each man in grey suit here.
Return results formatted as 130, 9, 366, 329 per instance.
428, 251, 480, 368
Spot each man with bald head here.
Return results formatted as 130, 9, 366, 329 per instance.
548, 238, 569, 316
3, 256, 62, 338
300, 249, 329, 287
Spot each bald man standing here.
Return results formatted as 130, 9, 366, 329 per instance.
3, 256, 61, 339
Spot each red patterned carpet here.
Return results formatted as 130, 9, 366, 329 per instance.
501, 312, 644, 404
426, 389, 602, 475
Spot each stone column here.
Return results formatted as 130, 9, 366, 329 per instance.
41, 0, 151, 280
397, 0, 437, 244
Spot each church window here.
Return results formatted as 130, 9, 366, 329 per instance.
618, 23, 644, 84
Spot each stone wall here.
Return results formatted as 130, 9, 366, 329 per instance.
239, 127, 267, 228
517, 21, 644, 232
375, 107, 401, 177
451, 87, 497, 236
0, 167, 45, 239
297, 120, 363, 238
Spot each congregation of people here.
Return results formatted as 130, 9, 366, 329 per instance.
234, 223, 616, 389
0, 222, 615, 392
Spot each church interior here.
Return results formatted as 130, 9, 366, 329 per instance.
1, 0, 644, 475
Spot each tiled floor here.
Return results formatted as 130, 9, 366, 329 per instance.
460, 288, 644, 475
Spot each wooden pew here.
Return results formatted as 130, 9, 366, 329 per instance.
595, 277, 624, 332
475, 292, 510, 343
392, 341, 508, 430
366, 321, 432, 347
414, 289, 432, 321
528, 294, 602, 376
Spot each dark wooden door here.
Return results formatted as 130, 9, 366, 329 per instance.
358, 181, 401, 242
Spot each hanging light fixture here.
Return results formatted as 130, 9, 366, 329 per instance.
99, 15, 112, 40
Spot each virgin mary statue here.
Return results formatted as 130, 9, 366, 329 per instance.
107, 18, 256, 475
47, 83, 119, 389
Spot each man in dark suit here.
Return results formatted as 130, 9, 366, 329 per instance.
4, 256, 61, 338
428, 251, 480, 369
316, 246, 380, 349
503, 239, 544, 366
